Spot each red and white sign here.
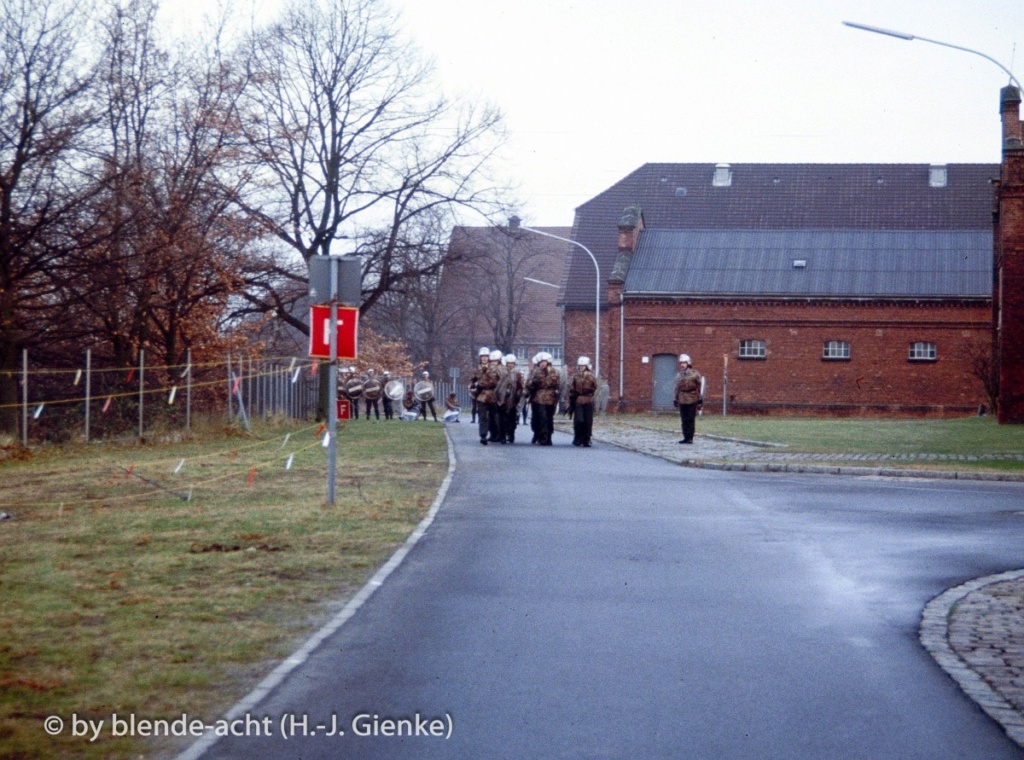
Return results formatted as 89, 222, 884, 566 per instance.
309, 305, 359, 360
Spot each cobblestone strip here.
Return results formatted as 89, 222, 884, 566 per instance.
920, 570, 1024, 748
589, 424, 1024, 482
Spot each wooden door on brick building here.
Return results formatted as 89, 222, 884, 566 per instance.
652, 354, 677, 411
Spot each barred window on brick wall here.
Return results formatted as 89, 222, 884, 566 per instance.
909, 341, 938, 361
738, 339, 766, 359
823, 340, 851, 360
538, 344, 563, 363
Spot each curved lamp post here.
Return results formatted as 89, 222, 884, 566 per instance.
842, 21, 1021, 91
519, 226, 601, 378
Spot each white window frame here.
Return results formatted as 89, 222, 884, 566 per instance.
823, 340, 851, 361
738, 339, 767, 359
909, 341, 938, 362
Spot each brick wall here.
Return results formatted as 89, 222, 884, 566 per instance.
997, 86, 1024, 422
579, 299, 990, 417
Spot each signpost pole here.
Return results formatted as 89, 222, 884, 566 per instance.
327, 260, 339, 506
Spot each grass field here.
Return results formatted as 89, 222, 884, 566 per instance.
0, 418, 449, 759
601, 413, 1024, 471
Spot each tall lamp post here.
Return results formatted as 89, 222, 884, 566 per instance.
842, 21, 1022, 91
843, 21, 1022, 422
519, 226, 601, 378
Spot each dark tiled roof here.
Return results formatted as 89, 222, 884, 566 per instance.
626, 229, 992, 299
562, 162, 999, 307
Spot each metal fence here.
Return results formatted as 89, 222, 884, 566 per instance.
9, 350, 323, 445
8, 353, 582, 445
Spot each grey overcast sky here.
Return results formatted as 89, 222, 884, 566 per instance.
161, 0, 1024, 226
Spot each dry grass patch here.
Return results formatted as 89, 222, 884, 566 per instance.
0, 419, 448, 759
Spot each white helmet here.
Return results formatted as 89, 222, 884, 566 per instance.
489, 349, 503, 361
478, 347, 490, 357
504, 354, 517, 365
541, 352, 554, 363
577, 356, 591, 367
678, 354, 691, 364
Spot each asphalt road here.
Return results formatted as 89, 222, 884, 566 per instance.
187, 420, 1024, 759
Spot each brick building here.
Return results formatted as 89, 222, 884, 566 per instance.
437, 223, 569, 379
559, 162, 1000, 416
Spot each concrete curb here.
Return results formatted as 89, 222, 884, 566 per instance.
920, 569, 1024, 748
595, 432, 1024, 483
678, 459, 1024, 482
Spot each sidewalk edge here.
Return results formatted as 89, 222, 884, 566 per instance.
919, 569, 1024, 748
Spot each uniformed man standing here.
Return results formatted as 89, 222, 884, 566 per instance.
673, 353, 703, 444
418, 371, 438, 421
363, 368, 382, 420
469, 347, 489, 424
501, 354, 524, 443
475, 350, 504, 444
527, 352, 561, 446
381, 370, 394, 420
567, 356, 598, 447
343, 366, 361, 420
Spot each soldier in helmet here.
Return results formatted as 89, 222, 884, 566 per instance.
469, 347, 489, 424
567, 356, 598, 447
363, 368, 382, 420
673, 353, 703, 444
475, 350, 505, 444
527, 352, 561, 445
418, 371, 438, 421
381, 370, 395, 420
499, 354, 525, 443
343, 366, 361, 419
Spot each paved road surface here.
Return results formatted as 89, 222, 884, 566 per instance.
188, 421, 1024, 759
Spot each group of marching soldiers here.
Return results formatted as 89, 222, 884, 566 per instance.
468, 347, 599, 447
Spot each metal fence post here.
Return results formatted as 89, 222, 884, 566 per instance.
138, 349, 145, 439
21, 349, 28, 447
185, 349, 192, 434
84, 349, 91, 443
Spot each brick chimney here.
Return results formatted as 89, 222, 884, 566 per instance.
996, 85, 1024, 423
616, 205, 644, 257
1002, 86, 1023, 144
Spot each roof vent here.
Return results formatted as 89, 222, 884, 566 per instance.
712, 163, 732, 187
929, 164, 948, 188
793, 259, 807, 269
675, 186, 687, 197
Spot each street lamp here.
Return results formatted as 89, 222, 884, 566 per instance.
519, 226, 601, 378
842, 21, 1022, 91
524, 276, 559, 288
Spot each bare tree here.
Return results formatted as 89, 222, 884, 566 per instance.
231, 0, 506, 332
0, 0, 97, 435
471, 227, 557, 354
61, 0, 257, 380
435, 224, 561, 370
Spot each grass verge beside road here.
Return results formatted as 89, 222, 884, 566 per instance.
601, 414, 1024, 473
0, 418, 448, 759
